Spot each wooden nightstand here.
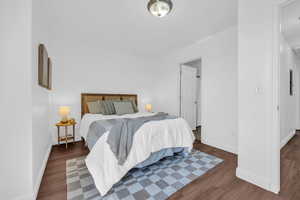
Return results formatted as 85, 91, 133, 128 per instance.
55, 121, 76, 149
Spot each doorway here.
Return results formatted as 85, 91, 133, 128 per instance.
179, 59, 201, 140
278, 0, 300, 193
266, 0, 300, 193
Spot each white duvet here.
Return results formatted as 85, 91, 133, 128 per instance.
80, 112, 195, 196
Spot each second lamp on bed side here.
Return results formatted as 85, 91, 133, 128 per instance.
145, 104, 153, 112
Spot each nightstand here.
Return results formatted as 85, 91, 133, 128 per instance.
55, 121, 76, 149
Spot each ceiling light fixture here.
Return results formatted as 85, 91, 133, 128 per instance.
147, 0, 173, 18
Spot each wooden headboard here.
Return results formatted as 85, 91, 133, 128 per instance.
81, 93, 138, 117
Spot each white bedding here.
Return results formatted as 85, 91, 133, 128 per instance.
80, 112, 195, 196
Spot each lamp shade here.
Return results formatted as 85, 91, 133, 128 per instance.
59, 106, 70, 123
145, 104, 152, 112
59, 106, 70, 116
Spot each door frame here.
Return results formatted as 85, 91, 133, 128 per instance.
179, 58, 202, 122
270, 0, 298, 193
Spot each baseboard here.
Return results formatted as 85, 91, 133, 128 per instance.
236, 167, 280, 194
53, 138, 82, 145
52, 138, 83, 147
32, 144, 52, 200
236, 167, 271, 192
202, 138, 237, 154
270, 183, 280, 194
280, 130, 296, 149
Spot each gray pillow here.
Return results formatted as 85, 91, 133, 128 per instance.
114, 100, 138, 113
113, 101, 135, 115
87, 101, 103, 114
100, 100, 116, 115
130, 100, 138, 113
114, 99, 139, 113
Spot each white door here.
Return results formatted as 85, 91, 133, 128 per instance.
180, 65, 197, 130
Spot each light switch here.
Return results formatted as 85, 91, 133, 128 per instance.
255, 87, 262, 94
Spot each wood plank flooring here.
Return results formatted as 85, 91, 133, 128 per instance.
37, 132, 300, 200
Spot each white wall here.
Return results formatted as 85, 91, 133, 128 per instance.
237, 0, 280, 193
0, 0, 33, 199
279, 35, 299, 148
0, 1, 52, 199
47, 44, 162, 143
154, 27, 238, 154
31, 0, 52, 198
297, 56, 300, 129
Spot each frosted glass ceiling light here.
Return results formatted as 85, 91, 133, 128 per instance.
147, 0, 173, 18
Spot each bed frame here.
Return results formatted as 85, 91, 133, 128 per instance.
81, 93, 138, 118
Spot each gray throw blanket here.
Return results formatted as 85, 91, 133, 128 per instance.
86, 113, 177, 165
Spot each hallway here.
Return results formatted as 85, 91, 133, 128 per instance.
280, 131, 300, 199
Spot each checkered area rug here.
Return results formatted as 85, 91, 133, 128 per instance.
66, 150, 223, 200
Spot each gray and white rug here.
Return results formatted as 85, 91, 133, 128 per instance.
67, 150, 223, 200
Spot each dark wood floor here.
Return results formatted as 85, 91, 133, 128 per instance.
37, 132, 300, 200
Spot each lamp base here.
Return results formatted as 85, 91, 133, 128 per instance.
60, 116, 69, 124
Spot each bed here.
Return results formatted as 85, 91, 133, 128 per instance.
80, 93, 195, 196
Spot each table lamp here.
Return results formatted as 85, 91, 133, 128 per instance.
59, 106, 70, 123
145, 104, 152, 112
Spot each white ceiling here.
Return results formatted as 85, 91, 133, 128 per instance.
282, 0, 300, 54
46, 0, 237, 57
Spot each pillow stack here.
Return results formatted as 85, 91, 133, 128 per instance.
87, 99, 138, 115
